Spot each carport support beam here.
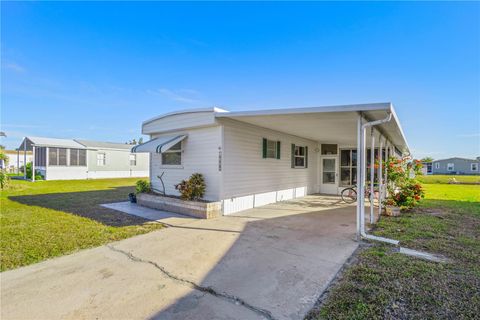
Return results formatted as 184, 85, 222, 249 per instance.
370, 128, 375, 224
359, 113, 399, 246
356, 115, 362, 239
23, 138, 27, 179
32, 145, 35, 182
378, 136, 384, 218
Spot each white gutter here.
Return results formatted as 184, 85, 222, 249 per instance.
358, 112, 400, 246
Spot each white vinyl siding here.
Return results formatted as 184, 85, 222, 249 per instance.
150, 126, 221, 201
221, 118, 317, 200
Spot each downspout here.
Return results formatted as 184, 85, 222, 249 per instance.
359, 113, 399, 246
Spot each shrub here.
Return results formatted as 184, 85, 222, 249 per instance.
25, 162, 44, 180
383, 157, 424, 209
0, 170, 9, 189
175, 173, 206, 201
135, 179, 151, 194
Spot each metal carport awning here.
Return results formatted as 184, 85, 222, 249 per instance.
131, 135, 187, 153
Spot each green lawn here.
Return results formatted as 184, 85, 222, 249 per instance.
307, 183, 480, 319
0, 178, 162, 271
417, 174, 480, 184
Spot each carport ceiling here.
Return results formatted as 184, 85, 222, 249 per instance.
216, 103, 409, 153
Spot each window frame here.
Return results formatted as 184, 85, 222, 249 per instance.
97, 153, 106, 166
48, 147, 69, 166
447, 163, 454, 171
129, 154, 137, 166
161, 141, 183, 166
293, 145, 306, 168
435, 162, 440, 169
471, 163, 478, 172
262, 138, 280, 159
339, 148, 357, 187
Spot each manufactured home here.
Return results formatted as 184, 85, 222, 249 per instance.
133, 103, 409, 215
18, 136, 149, 181
430, 157, 480, 175
1, 150, 33, 173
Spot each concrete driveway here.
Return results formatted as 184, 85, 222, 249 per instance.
1, 195, 359, 320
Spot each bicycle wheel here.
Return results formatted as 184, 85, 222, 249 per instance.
341, 188, 357, 203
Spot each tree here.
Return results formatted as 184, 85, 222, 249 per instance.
420, 157, 434, 163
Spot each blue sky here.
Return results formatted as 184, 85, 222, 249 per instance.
1, 1, 479, 159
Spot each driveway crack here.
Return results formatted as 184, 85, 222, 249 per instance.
106, 244, 275, 320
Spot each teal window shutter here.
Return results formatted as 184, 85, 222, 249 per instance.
291, 144, 295, 168
276, 141, 281, 159
262, 138, 267, 158
305, 146, 309, 168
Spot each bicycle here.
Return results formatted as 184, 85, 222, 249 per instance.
341, 184, 380, 205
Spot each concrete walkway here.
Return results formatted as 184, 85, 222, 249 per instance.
1, 196, 359, 320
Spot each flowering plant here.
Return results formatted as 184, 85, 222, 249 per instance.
383, 157, 424, 210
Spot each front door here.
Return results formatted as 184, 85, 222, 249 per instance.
320, 156, 338, 194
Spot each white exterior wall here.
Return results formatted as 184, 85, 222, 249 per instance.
220, 119, 318, 214
150, 126, 222, 201
44, 166, 88, 180
86, 170, 149, 179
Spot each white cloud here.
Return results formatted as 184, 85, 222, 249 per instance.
148, 88, 200, 103
456, 132, 480, 138
3, 62, 26, 73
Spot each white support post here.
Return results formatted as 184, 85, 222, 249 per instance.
356, 115, 363, 239
32, 146, 36, 182
378, 136, 384, 218
17, 149, 20, 174
360, 120, 367, 235
23, 139, 27, 179
370, 128, 375, 224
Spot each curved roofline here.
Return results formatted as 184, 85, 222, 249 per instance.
214, 102, 392, 118
142, 107, 229, 126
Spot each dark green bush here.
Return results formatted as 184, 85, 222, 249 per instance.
175, 173, 206, 201
135, 179, 151, 194
25, 162, 44, 180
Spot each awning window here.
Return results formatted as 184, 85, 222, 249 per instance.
131, 135, 187, 153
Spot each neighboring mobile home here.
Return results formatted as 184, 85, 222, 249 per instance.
18, 136, 149, 180
0, 150, 33, 173
133, 103, 409, 215
430, 157, 480, 175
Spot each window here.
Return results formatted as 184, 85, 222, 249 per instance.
97, 153, 106, 166
262, 138, 280, 159
58, 148, 67, 166
129, 154, 137, 166
48, 148, 67, 166
447, 163, 454, 171
321, 144, 338, 155
435, 162, 440, 169
471, 163, 478, 171
426, 163, 433, 174
79, 150, 86, 166
35, 147, 47, 166
70, 149, 87, 166
340, 149, 357, 186
70, 149, 79, 166
292, 144, 308, 168
48, 148, 58, 166
162, 141, 182, 165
